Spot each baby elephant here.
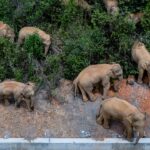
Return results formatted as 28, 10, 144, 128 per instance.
0, 21, 15, 42
17, 27, 51, 55
96, 97, 146, 144
73, 63, 123, 101
103, 0, 119, 15
132, 41, 150, 87
0, 80, 36, 111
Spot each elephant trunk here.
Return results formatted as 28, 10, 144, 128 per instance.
118, 75, 123, 81
30, 96, 34, 108
135, 130, 144, 145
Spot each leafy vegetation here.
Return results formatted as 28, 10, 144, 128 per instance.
0, 0, 150, 87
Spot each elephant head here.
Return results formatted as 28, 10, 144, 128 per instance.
21, 82, 36, 99
126, 112, 146, 144
110, 6, 119, 15
111, 64, 123, 80
133, 41, 145, 49
128, 13, 144, 24
109, 64, 123, 91
0, 23, 15, 42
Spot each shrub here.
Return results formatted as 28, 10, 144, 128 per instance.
44, 54, 63, 88
0, 0, 150, 84
91, 9, 138, 76
0, 0, 63, 31
0, 37, 42, 82
60, 1, 81, 28
0, 37, 23, 80
23, 34, 44, 60
61, 23, 107, 79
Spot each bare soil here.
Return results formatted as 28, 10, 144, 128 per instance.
0, 78, 150, 139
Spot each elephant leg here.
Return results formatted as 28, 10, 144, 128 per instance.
137, 66, 144, 84
15, 99, 21, 108
4, 98, 9, 106
15, 101, 18, 108
30, 98, 34, 109
25, 100, 32, 112
84, 85, 97, 102
123, 129, 127, 137
96, 114, 104, 125
14, 95, 21, 108
44, 45, 49, 55
114, 81, 119, 92
17, 36, 24, 47
78, 84, 88, 102
123, 119, 133, 140
102, 82, 110, 100
103, 113, 110, 129
126, 127, 133, 140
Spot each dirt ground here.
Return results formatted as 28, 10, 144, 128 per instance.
0, 78, 150, 140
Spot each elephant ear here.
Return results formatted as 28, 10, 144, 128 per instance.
111, 64, 120, 74
26, 82, 36, 89
127, 113, 143, 126
126, 114, 134, 124
138, 41, 144, 47
20, 84, 29, 97
26, 81, 33, 86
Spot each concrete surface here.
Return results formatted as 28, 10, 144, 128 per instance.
0, 138, 150, 150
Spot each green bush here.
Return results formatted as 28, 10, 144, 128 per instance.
119, 0, 149, 14
0, 0, 150, 86
0, 37, 23, 80
61, 23, 107, 79
0, 0, 63, 31
0, 37, 42, 82
0, 0, 14, 24
44, 54, 63, 88
60, 1, 82, 28
91, 9, 138, 76
23, 34, 44, 59
141, 2, 150, 32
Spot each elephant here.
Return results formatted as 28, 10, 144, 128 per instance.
73, 63, 123, 101
62, 0, 92, 11
103, 0, 119, 15
132, 40, 150, 87
17, 27, 51, 55
128, 12, 144, 24
0, 80, 36, 111
0, 21, 15, 42
96, 97, 146, 144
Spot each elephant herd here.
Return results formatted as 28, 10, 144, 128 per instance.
73, 40, 150, 144
0, 22, 51, 55
0, 0, 148, 145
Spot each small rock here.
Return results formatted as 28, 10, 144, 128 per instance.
80, 130, 91, 138
127, 75, 135, 85
3, 131, 11, 139
44, 129, 54, 138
